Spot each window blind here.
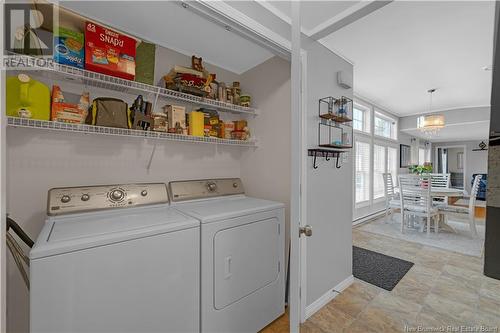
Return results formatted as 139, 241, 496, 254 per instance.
373, 144, 386, 199
355, 140, 371, 203
387, 147, 398, 186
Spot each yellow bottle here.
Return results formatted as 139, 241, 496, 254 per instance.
6, 74, 50, 120
188, 111, 204, 137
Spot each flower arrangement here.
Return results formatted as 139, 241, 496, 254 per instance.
408, 164, 433, 175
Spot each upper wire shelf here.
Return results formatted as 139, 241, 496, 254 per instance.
5, 55, 258, 116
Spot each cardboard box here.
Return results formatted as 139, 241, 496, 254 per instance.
85, 21, 136, 80
135, 41, 155, 85
163, 105, 186, 130
51, 85, 89, 123
53, 27, 84, 69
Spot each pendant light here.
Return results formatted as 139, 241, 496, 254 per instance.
417, 89, 445, 135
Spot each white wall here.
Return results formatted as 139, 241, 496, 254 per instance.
302, 38, 353, 307
5, 46, 290, 332
433, 141, 489, 193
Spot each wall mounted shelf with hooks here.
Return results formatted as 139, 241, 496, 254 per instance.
309, 96, 353, 170
308, 148, 346, 169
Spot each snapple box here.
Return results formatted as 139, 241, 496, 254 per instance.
85, 21, 136, 80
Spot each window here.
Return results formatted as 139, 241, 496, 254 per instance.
355, 140, 371, 203
419, 148, 425, 165
373, 145, 386, 199
418, 147, 431, 165
374, 112, 397, 140
353, 103, 370, 133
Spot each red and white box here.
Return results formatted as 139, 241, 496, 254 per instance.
85, 21, 136, 80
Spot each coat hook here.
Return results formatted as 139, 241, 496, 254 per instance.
325, 151, 330, 161
336, 154, 341, 169
313, 151, 318, 169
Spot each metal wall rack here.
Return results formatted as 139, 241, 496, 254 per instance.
308, 96, 353, 169
5, 54, 258, 148
7, 117, 257, 147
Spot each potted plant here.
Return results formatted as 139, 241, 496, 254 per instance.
408, 164, 433, 175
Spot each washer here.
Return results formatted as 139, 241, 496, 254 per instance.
169, 178, 285, 333
30, 183, 200, 333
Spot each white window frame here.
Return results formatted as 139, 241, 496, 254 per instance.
353, 102, 371, 134
353, 97, 399, 220
374, 109, 398, 141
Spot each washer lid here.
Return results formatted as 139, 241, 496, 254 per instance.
30, 205, 198, 259
174, 196, 284, 223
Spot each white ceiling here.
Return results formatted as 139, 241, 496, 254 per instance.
60, 1, 275, 74
261, 1, 363, 35
320, 1, 495, 116
402, 121, 490, 142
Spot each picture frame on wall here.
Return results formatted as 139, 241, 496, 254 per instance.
400, 144, 411, 168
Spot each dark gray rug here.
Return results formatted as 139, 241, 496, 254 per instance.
353, 246, 414, 291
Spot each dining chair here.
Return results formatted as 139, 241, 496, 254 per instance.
382, 173, 400, 221
430, 173, 451, 206
438, 175, 482, 238
399, 174, 439, 235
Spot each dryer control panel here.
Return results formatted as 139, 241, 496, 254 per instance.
169, 178, 244, 202
47, 183, 168, 216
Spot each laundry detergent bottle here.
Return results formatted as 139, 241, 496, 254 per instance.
6, 74, 50, 120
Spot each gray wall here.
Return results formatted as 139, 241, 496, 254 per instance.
240, 56, 291, 268
302, 38, 354, 306
433, 141, 489, 193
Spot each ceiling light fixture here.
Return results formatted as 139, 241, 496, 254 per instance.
417, 88, 445, 136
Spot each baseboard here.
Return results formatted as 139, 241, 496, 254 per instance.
353, 210, 386, 226
304, 275, 354, 320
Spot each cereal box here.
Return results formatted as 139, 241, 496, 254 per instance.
84, 21, 136, 80
53, 27, 84, 68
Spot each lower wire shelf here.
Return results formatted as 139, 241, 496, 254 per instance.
6, 117, 257, 147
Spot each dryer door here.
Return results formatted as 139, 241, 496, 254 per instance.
214, 217, 280, 310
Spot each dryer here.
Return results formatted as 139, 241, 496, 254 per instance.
169, 178, 285, 333
30, 183, 200, 333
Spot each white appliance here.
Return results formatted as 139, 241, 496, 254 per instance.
169, 178, 285, 333
30, 183, 200, 333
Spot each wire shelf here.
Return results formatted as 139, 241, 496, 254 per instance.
5, 55, 258, 115
7, 117, 257, 147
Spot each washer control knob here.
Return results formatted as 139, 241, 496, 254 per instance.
207, 182, 217, 192
81, 194, 90, 201
61, 195, 71, 203
141, 190, 148, 197
110, 189, 125, 201
233, 182, 238, 188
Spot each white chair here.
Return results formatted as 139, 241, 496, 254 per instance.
399, 174, 439, 235
438, 175, 482, 238
430, 173, 451, 206
382, 173, 400, 221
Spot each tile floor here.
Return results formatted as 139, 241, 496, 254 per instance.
261, 221, 500, 333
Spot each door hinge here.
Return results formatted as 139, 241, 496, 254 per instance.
278, 261, 281, 273
299, 286, 301, 299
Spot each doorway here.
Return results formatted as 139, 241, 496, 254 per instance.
435, 145, 466, 190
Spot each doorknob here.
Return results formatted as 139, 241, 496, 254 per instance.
299, 225, 312, 237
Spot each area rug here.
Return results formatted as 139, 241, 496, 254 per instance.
359, 215, 485, 257
353, 246, 414, 291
